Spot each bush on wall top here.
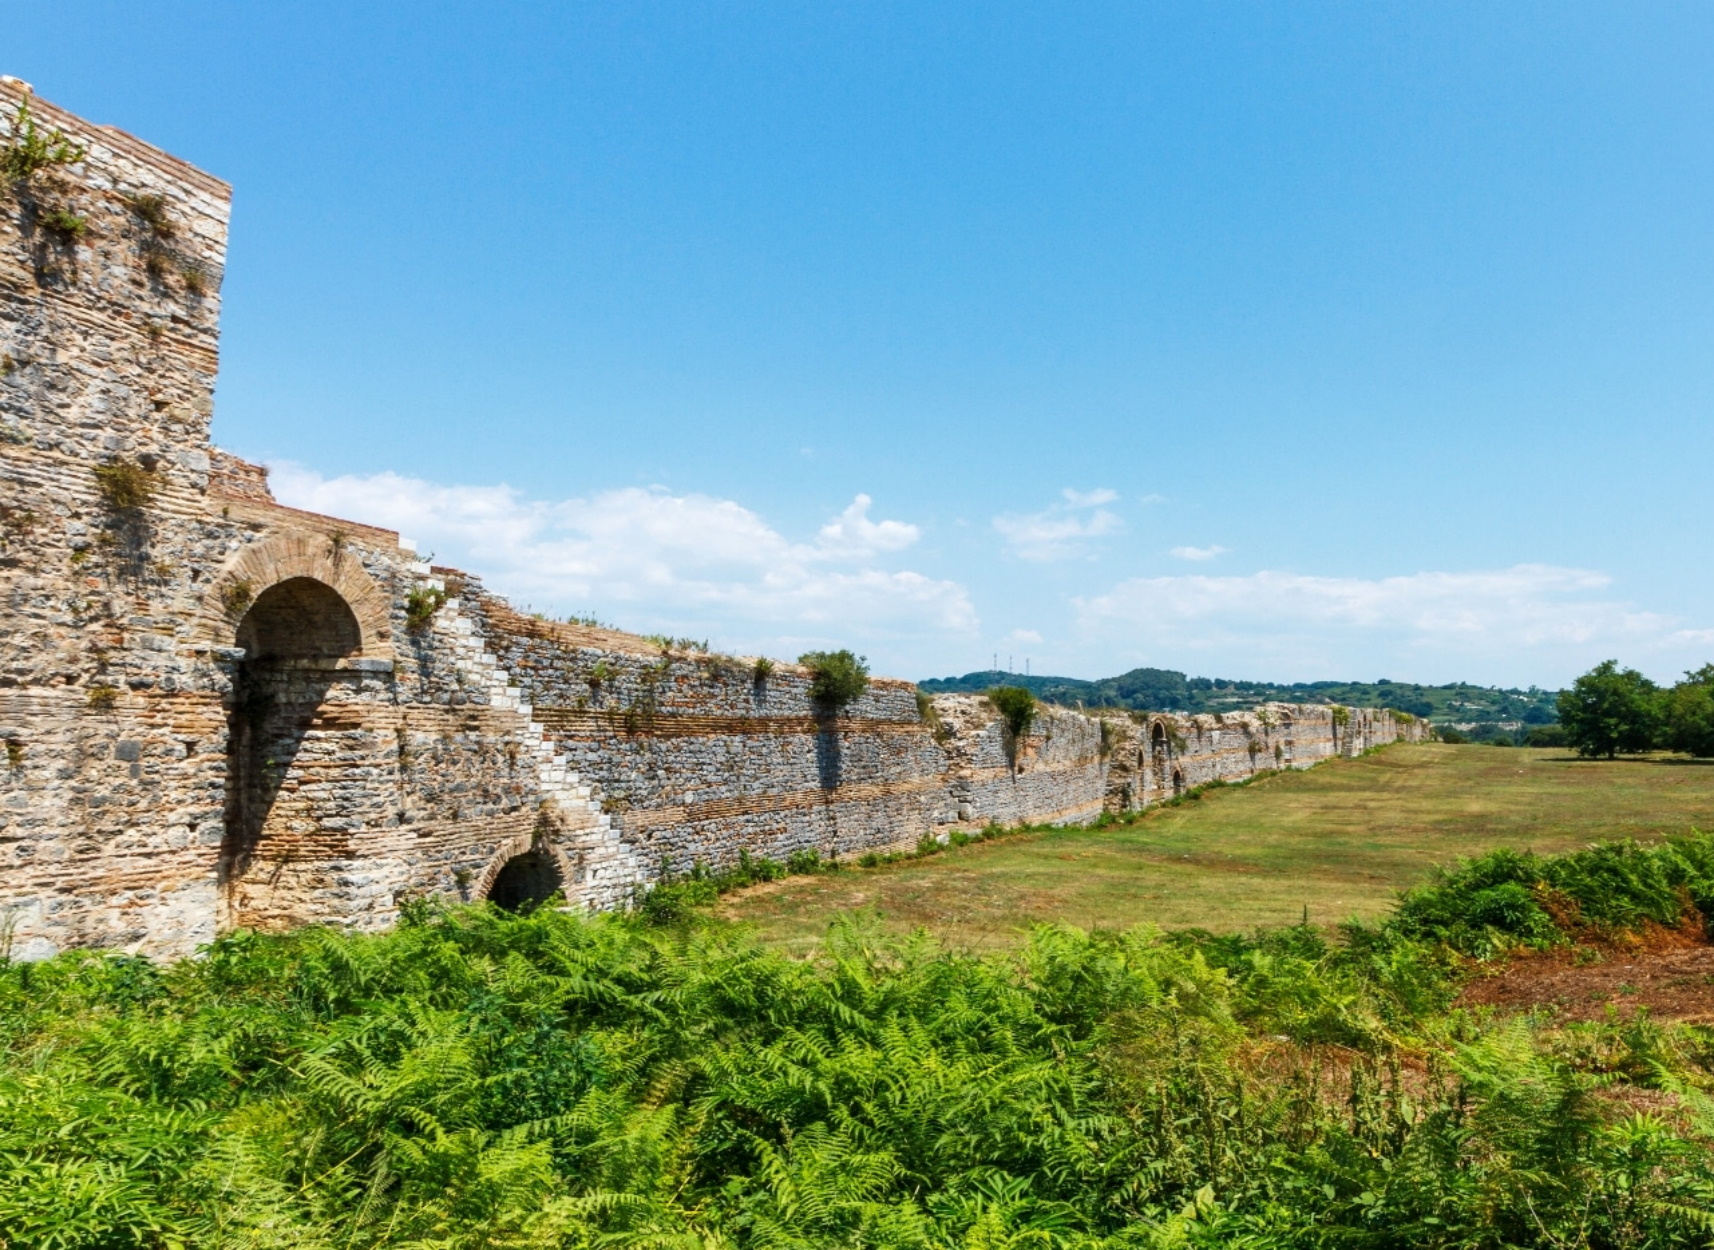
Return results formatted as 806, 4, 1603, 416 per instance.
988, 685, 1037, 742
798, 649, 869, 712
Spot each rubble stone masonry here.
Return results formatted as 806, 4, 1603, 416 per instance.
0, 84, 1426, 959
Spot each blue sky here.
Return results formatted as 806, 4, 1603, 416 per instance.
14, 3, 1714, 686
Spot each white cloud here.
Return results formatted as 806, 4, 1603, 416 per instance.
1170, 544, 1228, 561
815, 493, 920, 557
993, 487, 1123, 562
1008, 628, 1044, 644
1061, 487, 1119, 509
269, 465, 976, 650
1074, 564, 1714, 684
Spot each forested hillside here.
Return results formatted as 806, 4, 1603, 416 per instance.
918, 668, 1560, 724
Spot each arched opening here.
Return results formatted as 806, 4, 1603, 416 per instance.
222, 577, 363, 929
1171, 768, 1185, 797
488, 849, 562, 912
1279, 714, 1294, 763
236, 577, 361, 660
1150, 722, 1169, 793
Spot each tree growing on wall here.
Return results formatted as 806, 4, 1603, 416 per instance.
989, 685, 1038, 769
799, 650, 868, 714
1558, 660, 1659, 759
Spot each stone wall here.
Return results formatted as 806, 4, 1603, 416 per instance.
1098, 702, 1426, 811
0, 84, 1425, 961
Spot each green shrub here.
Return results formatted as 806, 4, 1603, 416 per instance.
93, 457, 157, 512
1392, 833, 1714, 955
635, 877, 718, 924
1, 93, 86, 182
987, 684, 1036, 742
1525, 723, 1568, 748
38, 207, 86, 238
405, 586, 447, 632
798, 649, 868, 712
785, 848, 821, 875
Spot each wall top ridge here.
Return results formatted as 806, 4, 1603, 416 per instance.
460, 583, 917, 689
0, 79, 232, 199
215, 495, 404, 547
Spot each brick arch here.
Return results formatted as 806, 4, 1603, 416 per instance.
199, 530, 394, 660
471, 833, 582, 907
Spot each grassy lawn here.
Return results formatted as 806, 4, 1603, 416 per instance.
719, 744, 1714, 953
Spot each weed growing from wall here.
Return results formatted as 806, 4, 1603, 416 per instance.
85, 684, 118, 711
220, 580, 254, 621
405, 587, 447, 633
37, 207, 86, 238
915, 690, 952, 744
123, 192, 174, 235
93, 458, 157, 513
1, 94, 86, 183
0, 505, 35, 552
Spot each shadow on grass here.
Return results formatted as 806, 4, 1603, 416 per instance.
1543, 753, 1714, 767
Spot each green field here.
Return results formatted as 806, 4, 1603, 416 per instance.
721, 744, 1714, 951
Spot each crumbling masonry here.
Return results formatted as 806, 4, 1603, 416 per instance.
0, 85, 1426, 959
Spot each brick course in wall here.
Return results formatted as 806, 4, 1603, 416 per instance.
0, 86, 1427, 959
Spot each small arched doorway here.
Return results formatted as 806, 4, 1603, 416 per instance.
488, 849, 563, 912
222, 577, 363, 929
1150, 722, 1169, 795
1171, 768, 1185, 797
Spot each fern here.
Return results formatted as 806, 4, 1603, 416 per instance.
5, 841, 1714, 1245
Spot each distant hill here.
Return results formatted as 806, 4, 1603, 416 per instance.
916, 667, 1560, 726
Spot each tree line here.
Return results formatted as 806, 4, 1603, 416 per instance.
1555, 658, 1714, 758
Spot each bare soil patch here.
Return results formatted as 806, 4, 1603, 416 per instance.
1459, 922, 1714, 1023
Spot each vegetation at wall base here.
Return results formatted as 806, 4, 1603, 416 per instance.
8, 833, 1714, 1246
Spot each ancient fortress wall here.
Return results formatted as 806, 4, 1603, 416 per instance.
0, 85, 1425, 960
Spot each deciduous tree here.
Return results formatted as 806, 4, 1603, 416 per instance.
1557, 660, 1659, 759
